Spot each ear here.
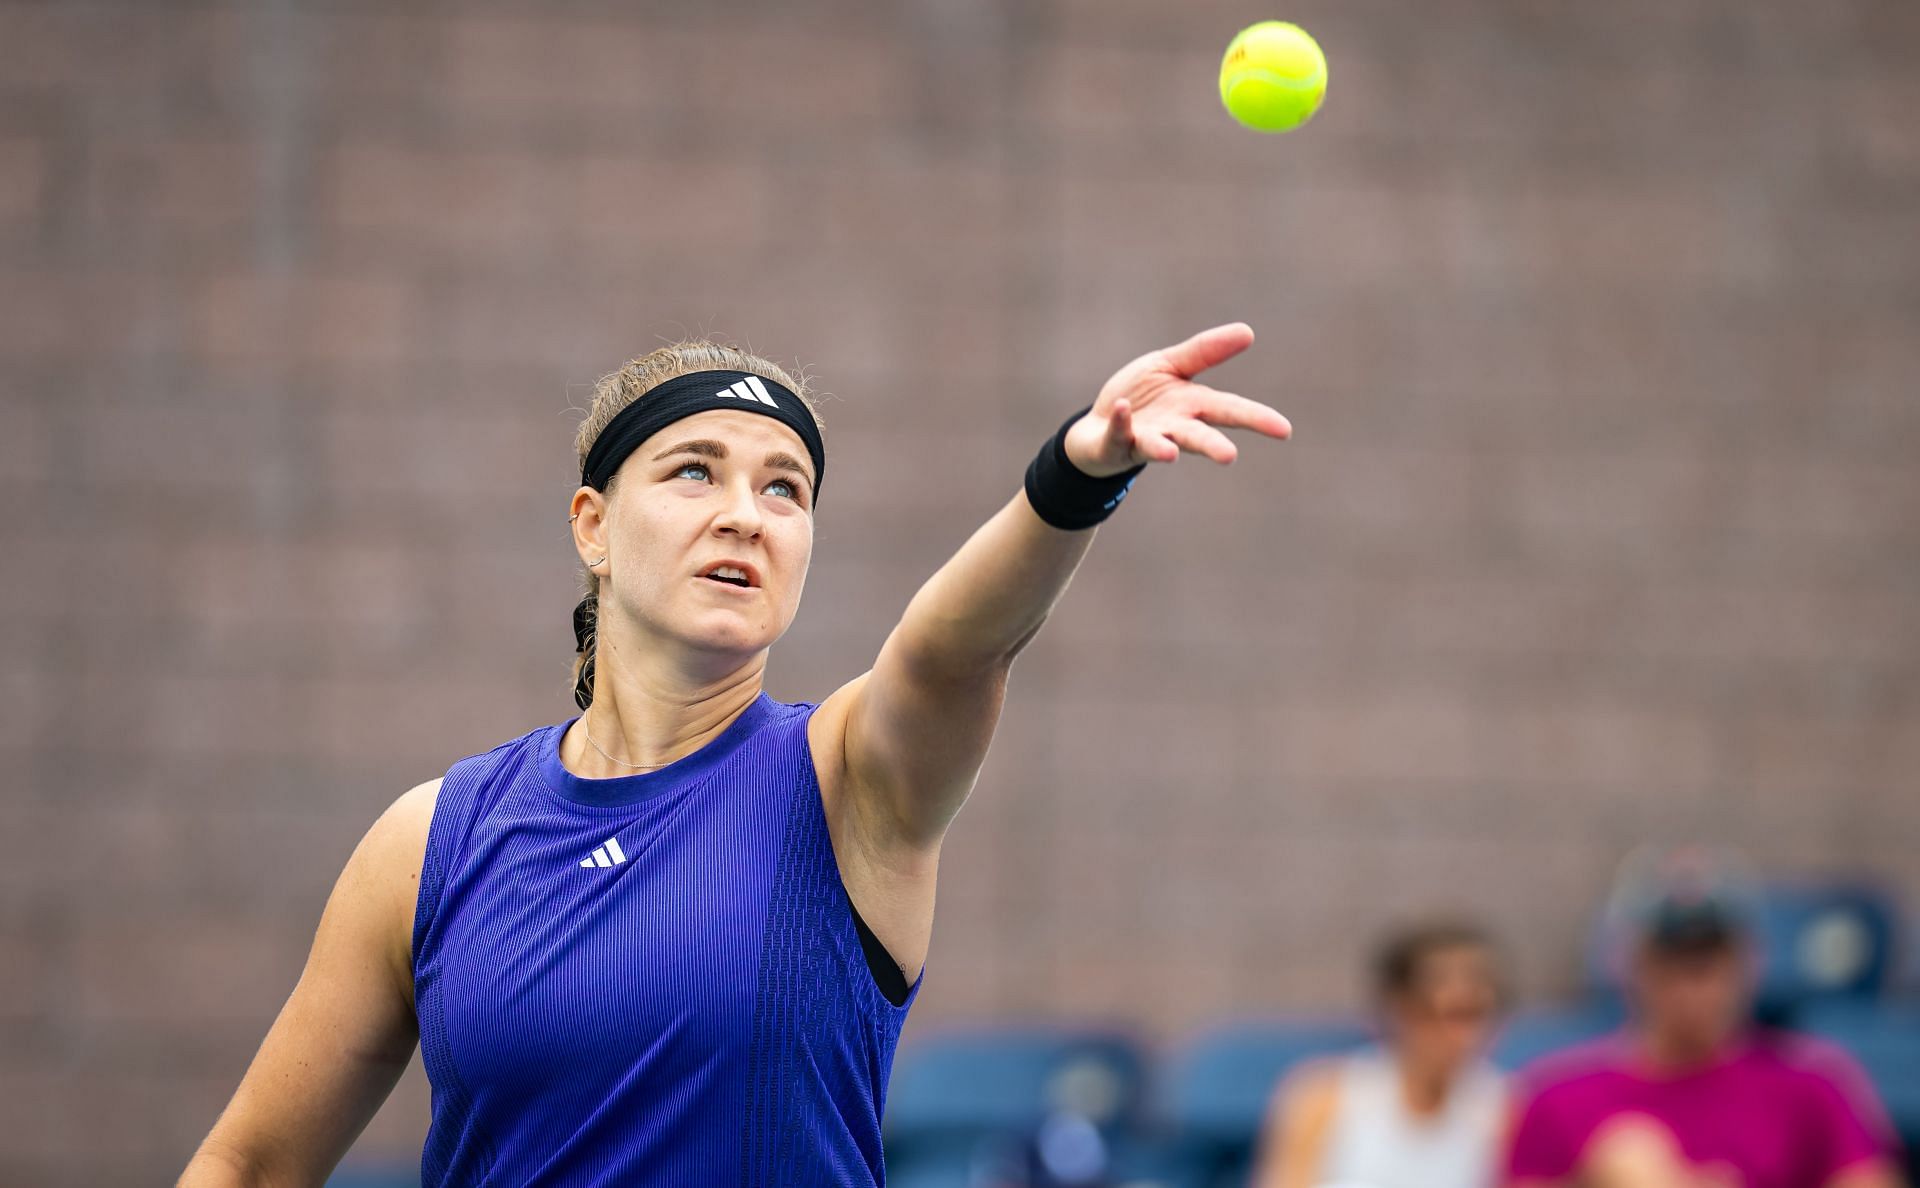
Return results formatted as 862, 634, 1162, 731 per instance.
571, 486, 610, 573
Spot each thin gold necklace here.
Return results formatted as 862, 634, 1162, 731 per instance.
581, 712, 672, 771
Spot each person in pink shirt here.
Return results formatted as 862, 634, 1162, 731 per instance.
1506, 854, 1905, 1188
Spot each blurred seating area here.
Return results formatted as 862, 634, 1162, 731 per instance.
879, 879, 1919, 1188
323, 878, 1917, 1188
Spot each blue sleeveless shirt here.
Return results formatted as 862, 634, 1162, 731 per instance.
411, 695, 919, 1186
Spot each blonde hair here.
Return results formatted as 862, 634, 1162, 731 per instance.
570, 340, 822, 709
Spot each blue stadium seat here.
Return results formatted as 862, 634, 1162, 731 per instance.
1162, 1019, 1371, 1143
886, 1026, 1148, 1136
1161, 1019, 1370, 1152
886, 1134, 1216, 1188
1752, 883, 1900, 1010
1798, 999, 1920, 1151
326, 1169, 418, 1188
883, 1148, 989, 1188
884, 1025, 1150, 1181
1105, 1137, 1218, 1188
1491, 999, 1626, 1071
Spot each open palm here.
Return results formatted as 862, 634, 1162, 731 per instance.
1063, 322, 1292, 478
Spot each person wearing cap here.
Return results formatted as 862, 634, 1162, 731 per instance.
1505, 860, 1905, 1188
180, 330, 1290, 1187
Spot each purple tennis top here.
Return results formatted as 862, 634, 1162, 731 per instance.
411, 695, 919, 1185
1506, 1030, 1897, 1187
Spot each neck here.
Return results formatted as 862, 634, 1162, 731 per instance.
1395, 1052, 1456, 1117
564, 630, 769, 777
1636, 1023, 1736, 1072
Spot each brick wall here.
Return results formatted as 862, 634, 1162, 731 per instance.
2, 0, 1916, 1181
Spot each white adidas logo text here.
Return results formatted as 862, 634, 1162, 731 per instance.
580, 837, 628, 868
714, 376, 778, 408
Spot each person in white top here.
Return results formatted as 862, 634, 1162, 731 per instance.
1251, 921, 1509, 1188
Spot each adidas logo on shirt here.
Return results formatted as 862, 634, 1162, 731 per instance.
714, 376, 779, 408
580, 837, 628, 868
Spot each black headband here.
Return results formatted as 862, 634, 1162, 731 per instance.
580, 370, 825, 499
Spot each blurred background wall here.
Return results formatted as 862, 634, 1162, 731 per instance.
1, 0, 1917, 1182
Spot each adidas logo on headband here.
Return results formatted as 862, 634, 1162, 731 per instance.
581, 368, 824, 496
716, 376, 779, 408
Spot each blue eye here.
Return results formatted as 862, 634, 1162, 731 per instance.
674, 462, 710, 482
766, 479, 798, 500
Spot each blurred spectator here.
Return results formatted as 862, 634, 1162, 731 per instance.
1251, 920, 1508, 1188
1506, 848, 1906, 1188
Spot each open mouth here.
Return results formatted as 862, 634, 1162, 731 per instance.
701, 564, 756, 589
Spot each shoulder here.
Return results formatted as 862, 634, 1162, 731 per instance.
346, 779, 441, 903
442, 724, 558, 788
310, 779, 443, 996
1505, 1041, 1628, 1169
1751, 1030, 1880, 1099
729, 692, 823, 772
1755, 1029, 1862, 1074
1512, 1036, 1629, 1109
1290, 1054, 1350, 1094
1750, 1031, 1900, 1158
427, 724, 568, 846
1519, 1035, 1627, 1084
371, 779, 441, 856
1271, 1055, 1347, 1120
760, 693, 819, 735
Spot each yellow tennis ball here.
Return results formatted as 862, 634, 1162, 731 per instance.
1219, 21, 1327, 133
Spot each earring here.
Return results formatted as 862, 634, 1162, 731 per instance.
591, 556, 607, 568
568, 513, 580, 523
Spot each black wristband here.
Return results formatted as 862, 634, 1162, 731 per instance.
1023, 406, 1146, 530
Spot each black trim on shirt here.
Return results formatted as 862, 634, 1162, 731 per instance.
846, 896, 913, 1007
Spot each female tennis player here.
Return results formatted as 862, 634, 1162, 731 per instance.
179, 324, 1289, 1187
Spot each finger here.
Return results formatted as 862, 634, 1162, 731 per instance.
1135, 427, 1180, 464
1164, 420, 1239, 465
1103, 398, 1134, 454
1190, 388, 1293, 440
1156, 322, 1255, 379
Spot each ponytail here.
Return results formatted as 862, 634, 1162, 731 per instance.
571, 588, 598, 710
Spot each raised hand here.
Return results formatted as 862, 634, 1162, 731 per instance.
1062, 322, 1292, 478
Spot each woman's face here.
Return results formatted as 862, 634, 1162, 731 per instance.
592, 409, 816, 663
1386, 944, 1501, 1073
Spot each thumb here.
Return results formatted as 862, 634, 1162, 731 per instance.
1157, 322, 1255, 379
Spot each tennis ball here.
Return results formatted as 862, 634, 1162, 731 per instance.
1219, 21, 1327, 133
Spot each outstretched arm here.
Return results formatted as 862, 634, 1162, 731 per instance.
812, 323, 1290, 853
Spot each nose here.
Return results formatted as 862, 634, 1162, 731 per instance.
713, 475, 764, 540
